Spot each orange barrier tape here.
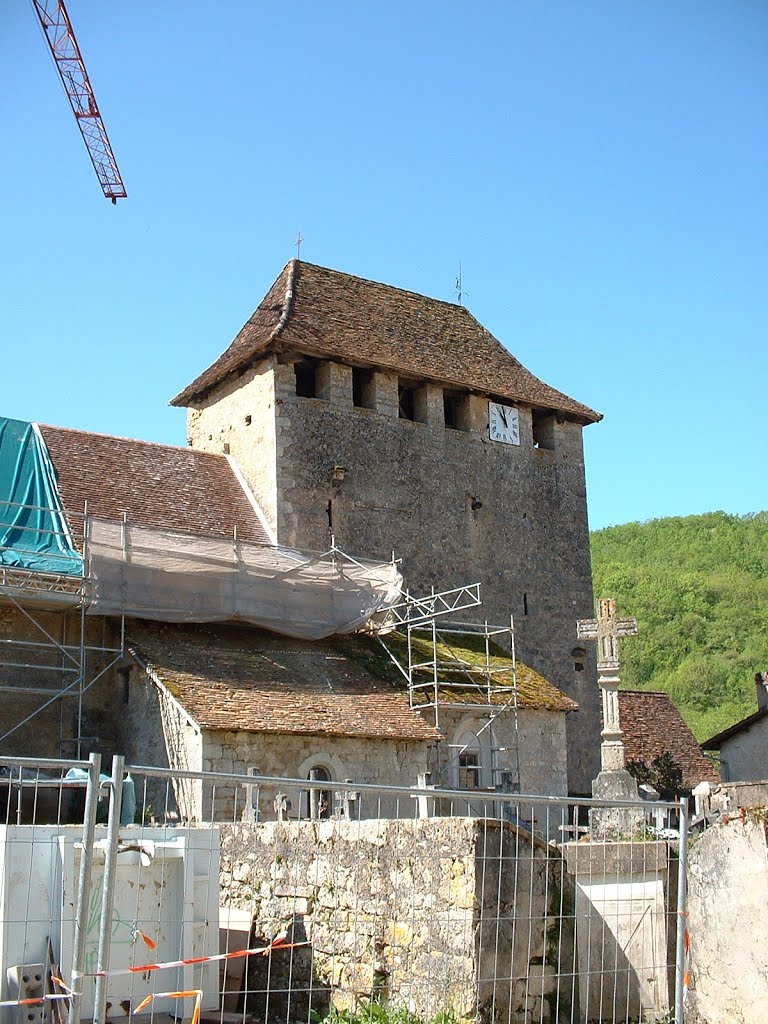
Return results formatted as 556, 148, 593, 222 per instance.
0, 976, 78, 1008
136, 989, 202, 1024
72, 936, 306, 980
135, 929, 157, 952
683, 926, 692, 1000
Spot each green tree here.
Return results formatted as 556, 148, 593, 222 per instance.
591, 511, 768, 740
626, 752, 684, 800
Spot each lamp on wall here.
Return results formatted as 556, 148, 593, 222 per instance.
330, 465, 348, 483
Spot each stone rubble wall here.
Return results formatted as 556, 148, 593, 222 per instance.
219, 816, 575, 1024
120, 664, 203, 821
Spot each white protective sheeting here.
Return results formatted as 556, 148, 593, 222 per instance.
85, 518, 403, 640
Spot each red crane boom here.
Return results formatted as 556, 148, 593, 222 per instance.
32, 0, 126, 202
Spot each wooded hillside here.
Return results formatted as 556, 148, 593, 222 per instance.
590, 511, 768, 741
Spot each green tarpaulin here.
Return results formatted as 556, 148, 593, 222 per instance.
0, 417, 83, 576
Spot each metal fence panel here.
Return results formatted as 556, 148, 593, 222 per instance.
83, 766, 685, 1024
0, 760, 686, 1024
0, 755, 101, 1024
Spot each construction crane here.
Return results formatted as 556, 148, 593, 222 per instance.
31, 0, 126, 202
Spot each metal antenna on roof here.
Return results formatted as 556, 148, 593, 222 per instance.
455, 262, 465, 306
295, 230, 304, 261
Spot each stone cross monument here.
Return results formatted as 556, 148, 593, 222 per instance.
577, 598, 643, 837
577, 597, 638, 771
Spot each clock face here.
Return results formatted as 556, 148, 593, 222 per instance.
488, 402, 520, 445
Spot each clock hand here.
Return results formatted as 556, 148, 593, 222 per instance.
499, 407, 508, 427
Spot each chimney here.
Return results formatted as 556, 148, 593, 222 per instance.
755, 672, 768, 711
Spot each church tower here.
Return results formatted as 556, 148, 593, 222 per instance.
171, 260, 603, 794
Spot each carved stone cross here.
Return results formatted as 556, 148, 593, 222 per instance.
577, 598, 638, 772
577, 597, 638, 671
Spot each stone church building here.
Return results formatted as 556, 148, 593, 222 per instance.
0, 260, 602, 808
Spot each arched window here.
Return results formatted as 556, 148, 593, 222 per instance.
458, 748, 481, 790
307, 765, 332, 820
452, 720, 490, 791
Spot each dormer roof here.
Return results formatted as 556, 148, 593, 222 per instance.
171, 260, 601, 423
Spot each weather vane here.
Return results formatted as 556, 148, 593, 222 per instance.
295, 230, 304, 261
455, 262, 465, 305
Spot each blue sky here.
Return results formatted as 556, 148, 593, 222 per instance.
2, 1, 765, 532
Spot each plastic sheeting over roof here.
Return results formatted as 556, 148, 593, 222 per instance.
86, 518, 403, 640
0, 417, 402, 637
0, 417, 83, 576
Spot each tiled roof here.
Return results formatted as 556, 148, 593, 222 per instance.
171, 260, 601, 423
39, 425, 271, 546
617, 690, 720, 788
126, 621, 438, 741
126, 621, 575, 741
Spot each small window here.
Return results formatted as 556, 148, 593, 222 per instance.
532, 410, 556, 450
572, 646, 586, 673
444, 393, 460, 429
444, 391, 470, 431
294, 358, 320, 398
458, 752, 481, 790
307, 765, 332, 819
352, 367, 375, 409
398, 383, 416, 421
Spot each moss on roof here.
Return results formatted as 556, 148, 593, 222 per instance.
351, 629, 578, 713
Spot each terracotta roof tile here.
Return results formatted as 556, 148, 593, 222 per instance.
126, 620, 438, 741
39, 425, 270, 546
617, 690, 719, 788
171, 261, 601, 423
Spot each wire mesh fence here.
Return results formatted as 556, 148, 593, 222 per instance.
0, 758, 687, 1024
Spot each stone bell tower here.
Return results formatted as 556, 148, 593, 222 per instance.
171, 259, 604, 794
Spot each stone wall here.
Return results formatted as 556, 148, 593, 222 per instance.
716, 778, 768, 810
187, 356, 278, 537
718, 718, 768, 782
186, 359, 600, 795
219, 816, 575, 1024
202, 730, 431, 821
686, 814, 768, 1024
433, 706, 569, 799
120, 664, 203, 821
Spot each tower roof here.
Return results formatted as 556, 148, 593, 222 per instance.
171, 260, 601, 423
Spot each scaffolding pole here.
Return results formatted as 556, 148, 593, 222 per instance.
0, 501, 124, 755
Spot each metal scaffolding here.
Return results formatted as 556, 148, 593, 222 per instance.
1, 499, 521, 784
0, 500, 124, 757
371, 591, 523, 792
